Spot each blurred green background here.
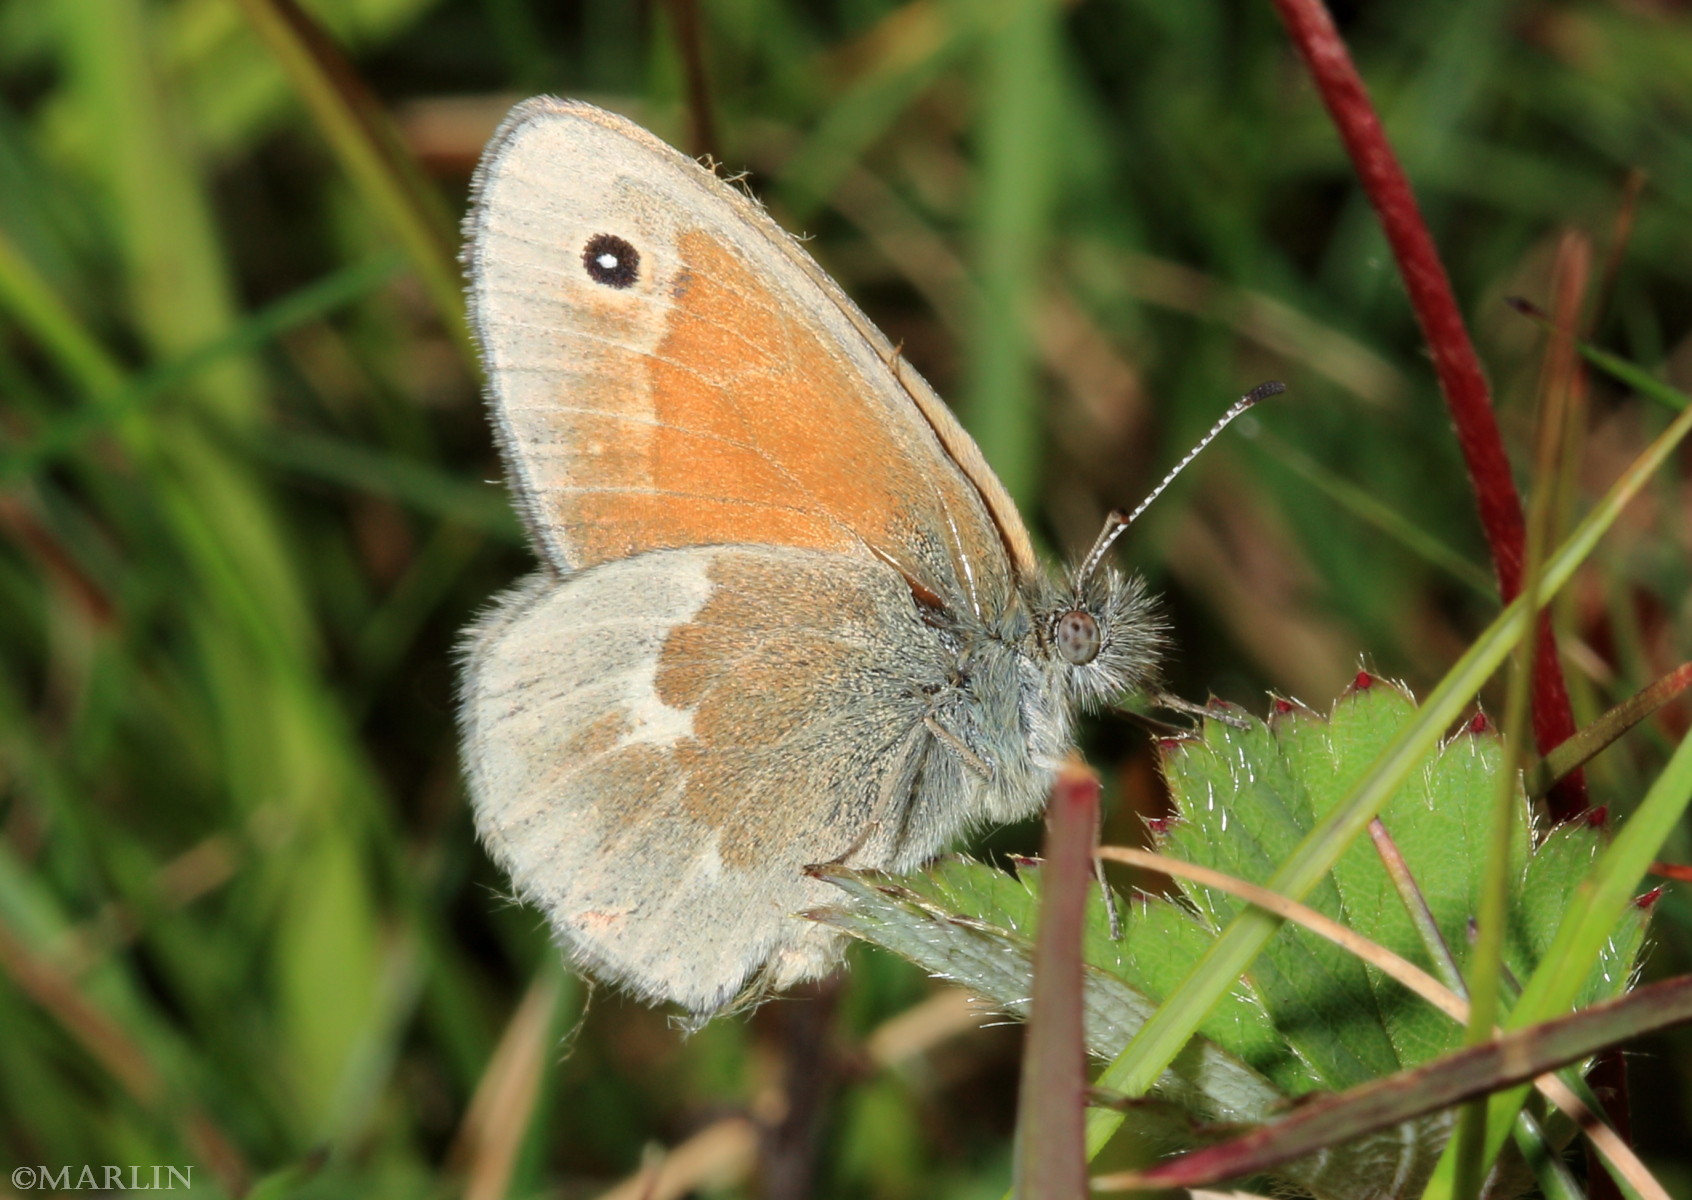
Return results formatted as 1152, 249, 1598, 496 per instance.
2, 0, 1691, 1196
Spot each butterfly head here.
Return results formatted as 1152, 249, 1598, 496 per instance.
1031, 565, 1163, 711
1028, 380, 1286, 712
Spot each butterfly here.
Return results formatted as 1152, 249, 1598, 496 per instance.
458, 97, 1169, 1016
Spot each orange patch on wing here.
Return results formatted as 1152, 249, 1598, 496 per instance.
550, 230, 1003, 593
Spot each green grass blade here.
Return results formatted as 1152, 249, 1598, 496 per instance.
1506, 299, 1690, 414
0, 254, 402, 484
775, 6, 981, 223
1574, 339, 1688, 412
227, 0, 470, 358
0, 224, 124, 397
1260, 430, 1495, 598
966, 0, 1063, 505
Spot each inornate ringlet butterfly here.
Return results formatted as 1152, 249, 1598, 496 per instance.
459, 97, 1271, 1015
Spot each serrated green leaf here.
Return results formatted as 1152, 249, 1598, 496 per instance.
1162, 701, 1404, 1089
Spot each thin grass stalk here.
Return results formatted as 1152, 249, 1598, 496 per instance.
0, 911, 250, 1192
1452, 231, 1590, 1199
1540, 236, 1631, 1200
1368, 815, 1466, 996
660, 0, 719, 160
1097, 972, 1692, 1196
1485, 734, 1692, 1158
1528, 663, 1692, 798
452, 967, 568, 1200
227, 0, 471, 358
774, 5, 977, 223
2, 255, 402, 485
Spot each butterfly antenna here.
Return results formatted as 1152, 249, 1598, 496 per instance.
1075, 380, 1285, 586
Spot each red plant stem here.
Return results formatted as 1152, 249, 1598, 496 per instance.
1014, 764, 1098, 1200
1268, 0, 1585, 817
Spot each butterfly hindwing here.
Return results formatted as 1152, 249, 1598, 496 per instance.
460, 545, 997, 1011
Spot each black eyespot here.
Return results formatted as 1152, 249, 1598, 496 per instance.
1055, 610, 1101, 666
582, 233, 640, 288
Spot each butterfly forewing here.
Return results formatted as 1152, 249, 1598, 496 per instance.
465, 97, 1033, 609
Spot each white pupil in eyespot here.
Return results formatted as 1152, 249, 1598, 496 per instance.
596, 253, 619, 270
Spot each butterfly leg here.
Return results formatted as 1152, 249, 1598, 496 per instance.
1093, 854, 1124, 940
922, 715, 995, 780
1152, 690, 1251, 730
810, 717, 935, 871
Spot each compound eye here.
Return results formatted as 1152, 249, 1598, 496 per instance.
1055, 610, 1101, 665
